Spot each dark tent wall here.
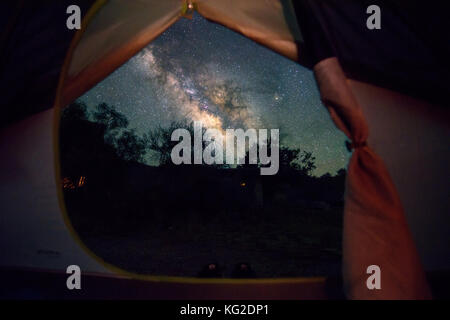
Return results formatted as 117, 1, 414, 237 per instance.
0, 1, 95, 128
292, 0, 450, 106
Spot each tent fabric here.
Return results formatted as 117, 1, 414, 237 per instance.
350, 80, 450, 272
195, 0, 302, 62
291, 0, 450, 106
56, 0, 433, 298
314, 57, 431, 299
0, 0, 448, 299
0, 110, 331, 300
2, 0, 447, 125
0, 108, 108, 273
0, 0, 95, 128
62, 0, 181, 106
1, 267, 328, 299
62, 0, 305, 107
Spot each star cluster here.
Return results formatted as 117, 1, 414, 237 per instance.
80, 13, 349, 176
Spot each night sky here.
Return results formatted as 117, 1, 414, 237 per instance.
79, 13, 349, 176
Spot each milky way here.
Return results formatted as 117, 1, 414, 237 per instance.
79, 13, 349, 176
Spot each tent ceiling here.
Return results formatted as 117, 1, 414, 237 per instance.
1, 0, 448, 127
63, 0, 302, 106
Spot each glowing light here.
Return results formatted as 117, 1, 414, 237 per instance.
62, 177, 75, 190
62, 176, 86, 190
274, 93, 281, 101
78, 176, 86, 187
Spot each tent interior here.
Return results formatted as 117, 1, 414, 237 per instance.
0, 0, 449, 299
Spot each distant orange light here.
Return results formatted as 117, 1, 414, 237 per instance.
62, 177, 75, 190
240, 182, 246, 187
78, 176, 86, 187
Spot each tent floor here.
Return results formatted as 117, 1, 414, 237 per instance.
1, 267, 449, 299
0, 266, 343, 300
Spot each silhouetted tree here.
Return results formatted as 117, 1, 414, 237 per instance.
93, 102, 128, 130
292, 150, 316, 175
61, 101, 147, 164
60, 102, 118, 188
91, 103, 148, 163
113, 129, 147, 162
145, 121, 219, 167
336, 168, 346, 177
321, 173, 332, 179
279, 146, 300, 168
145, 121, 189, 166
61, 101, 88, 123
279, 146, 316, 176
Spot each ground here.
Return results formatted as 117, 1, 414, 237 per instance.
70, 204, 343, 278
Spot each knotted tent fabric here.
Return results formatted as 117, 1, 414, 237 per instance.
1, 0, 448, 299
314, 58, 431, 299
288, 0, 448, 299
